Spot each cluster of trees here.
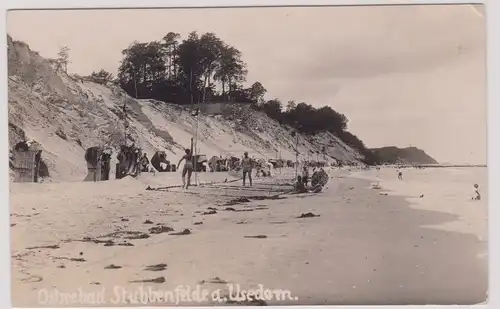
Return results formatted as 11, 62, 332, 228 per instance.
258, 100, 347, 134
116, 31, 267, 104
65, 31, 374, 163
255, 100, 376, 164
89, 69, 115, 85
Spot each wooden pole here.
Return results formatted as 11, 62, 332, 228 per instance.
132, 69, 138, 99
295, 133, 299, 179
194, 112, 199, 185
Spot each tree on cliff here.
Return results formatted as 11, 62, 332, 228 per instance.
118, 41, 166, 99
213, 44, 247, 101
57, 46, 70, 73
89, 69, 114, 85
117, 32, 248, 104
114, 31, 374, 163
248, 82, 267, 104
161, 32, 181, 80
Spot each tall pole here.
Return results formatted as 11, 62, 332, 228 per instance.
295, 132, 299, 179
279, 150, 282, 175
191, 108, 200, 186
189, 68, 193, 105
194, 113, 199, 185
132, 65, 138, 99
122, 97, 128, 147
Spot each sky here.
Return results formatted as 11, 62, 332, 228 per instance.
6, 4, 487, 164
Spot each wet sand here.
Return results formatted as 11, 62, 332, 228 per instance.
10, 168, 488, 306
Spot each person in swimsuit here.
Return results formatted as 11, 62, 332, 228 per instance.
241, 152, 253, 186
289, 175, 323, 194
302, 165, 310, 185
294, 176, 307, 193
473, 184, 481, 201
177, 148, 194, 189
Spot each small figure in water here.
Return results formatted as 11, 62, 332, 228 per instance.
398, 170, 403, 180
241, 152, 253, 186
177, 148, 194, 189
472, 184, 481, 201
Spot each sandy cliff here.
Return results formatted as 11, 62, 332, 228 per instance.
7, 36, 363, 182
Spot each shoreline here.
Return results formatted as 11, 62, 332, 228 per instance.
10, 168, 488, 306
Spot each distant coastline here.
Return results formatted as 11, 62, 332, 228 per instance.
384, 164, 487, 168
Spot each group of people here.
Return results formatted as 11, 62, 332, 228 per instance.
396, 168, 482, 201
173, 149, 327, 194
240, 153, 327, 193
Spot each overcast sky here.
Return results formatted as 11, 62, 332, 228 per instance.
7, 4, 487, 164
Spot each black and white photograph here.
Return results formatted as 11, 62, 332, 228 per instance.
6, 2, 488, 307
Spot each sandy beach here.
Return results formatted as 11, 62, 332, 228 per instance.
10, 167, 488, 307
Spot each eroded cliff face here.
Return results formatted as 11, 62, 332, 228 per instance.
8, 37, 363, 182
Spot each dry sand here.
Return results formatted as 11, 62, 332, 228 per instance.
10, 167, 488, 306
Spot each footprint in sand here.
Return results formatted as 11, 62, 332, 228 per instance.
101, 240, 116, 246
10, 223, 16, 227
143, 220, 154, 224
193, 221, 203, 225
169, 229, 191, 236
21, 275, 43, 283
104, 264, 122, 270
70, 258, 86, 262
149, 225, 174, 234
125, 232, 150, 240
297, 212, 320, 218
252, 195, 285, 201
53, 257, 86, 262
145, 264, 167, 271
199, 276, 229, 284
202, 210, 217, 215
26, 245, 60, 250
244, 235, 267, 239
225, 197, 251, 206
129, 277, 165, 284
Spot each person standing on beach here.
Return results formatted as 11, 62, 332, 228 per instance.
177, 148, 194, 189
302, 165, 310, 185
398, 170, 403, 180
241, 152, 253, 186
